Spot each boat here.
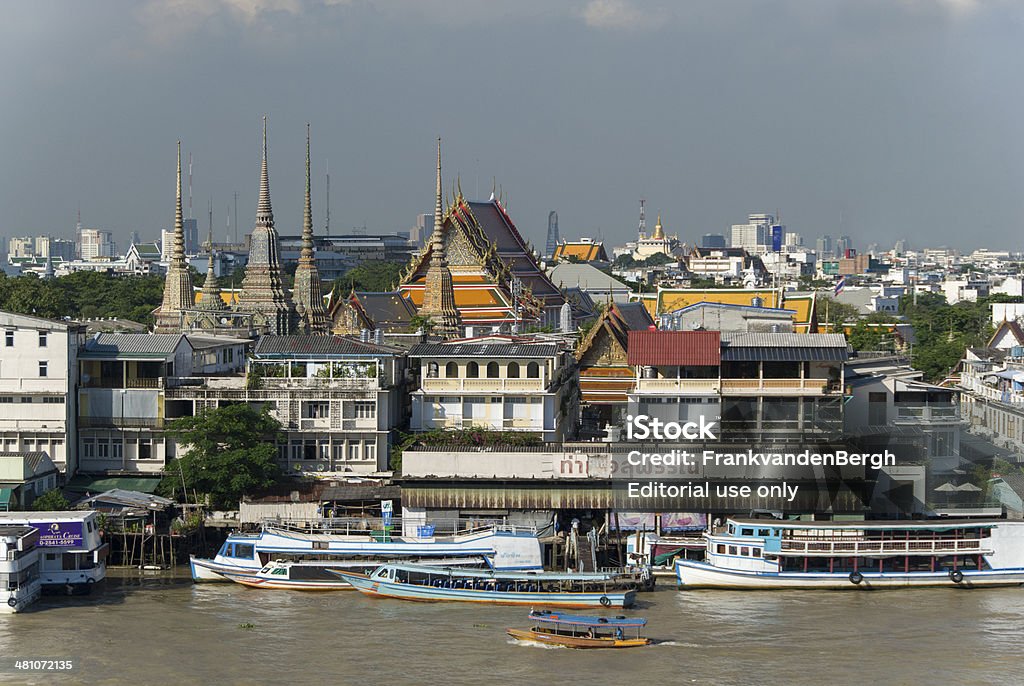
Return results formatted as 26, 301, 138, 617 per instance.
0, 525, 43, 614
507, 610, 650, 649
330, 563, 637, 608
220, 561, 357, 590
190, 517, 543, 582
676, 517, 1024, 589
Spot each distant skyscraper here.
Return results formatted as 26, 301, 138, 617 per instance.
836, 235, 853, 259
411, 213, 432, 247
785, 232, 803, 248
545, 211, 559, 258
78, 227, 114, 260
701, 233, 727, 249
8, 237, 34, 258
731, 213, 774, 252
182, 218, 199, 255
129, 231, 141, 247
816, 235, 833, 258
894, 239, 908, 254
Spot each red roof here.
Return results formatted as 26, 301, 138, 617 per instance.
627, 330, 721, 366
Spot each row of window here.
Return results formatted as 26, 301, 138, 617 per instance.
279, 440, 378, 463
302, 401, 375, 420
82, 437, 161, 460
426, 396, 543, 404
425, 361, 542, 379
0, 396, 65, 404
716, 544, 763, 558
4, 330, 48, 347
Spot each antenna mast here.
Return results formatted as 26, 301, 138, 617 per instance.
325, 159, 330, 237
638, 198, 647, 239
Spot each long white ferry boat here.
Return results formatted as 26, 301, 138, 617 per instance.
190, 518, 543, 582
676, 517, 1024, 589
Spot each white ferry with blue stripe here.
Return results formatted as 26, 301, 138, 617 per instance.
676, 518, 1024, 589
190, 518, 543, 582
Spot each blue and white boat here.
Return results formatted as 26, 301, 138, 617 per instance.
190, 518, 543, 582
676, 517, 1024, 589
331, 562, 638, 608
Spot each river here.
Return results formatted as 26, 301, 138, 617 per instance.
2, 568, 1023, 685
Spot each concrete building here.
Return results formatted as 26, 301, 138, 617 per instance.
408, 339, 578, 442
8, 237, 35, 258
78, 228, 115, 260
0, 452, 60, 510
0, 311, 85, 475
730, 214, 774, 253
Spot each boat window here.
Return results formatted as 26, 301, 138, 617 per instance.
741, 528, 754, 536
233, 544, 254, 559
728, 524, 735, 534
752, 548, 762, 558
758, 529, 770, 537
271, 568, 288, 576
728, 546, 738, 555
260, 567, 271, 573
740, 547, 749, 556
716, 544, 726, 554
376, 569, 389, 578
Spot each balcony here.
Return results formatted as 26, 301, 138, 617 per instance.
78, 416, 165, 429
720, 378, 832, 395
421, 377, 547, 392
894, 405, 961, 423
635, 379, 720, 393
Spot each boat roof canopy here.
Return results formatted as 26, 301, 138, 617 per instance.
377, 562, 621, 581
727, 517, 1000, 531
529, 611, 646, 628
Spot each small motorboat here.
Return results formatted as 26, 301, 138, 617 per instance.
507, 610, 651, 649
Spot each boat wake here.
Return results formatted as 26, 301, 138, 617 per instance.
507, 638, 567, 650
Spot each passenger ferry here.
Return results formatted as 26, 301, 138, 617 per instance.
0, 525, 42, 613
190, 518, 543, 582
219, 557, 490, 591
676, 517, 1024, 589
332, 563, 638, 608
507, 610, 650, 649
0, 511, 108, 594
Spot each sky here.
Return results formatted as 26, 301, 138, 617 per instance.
1, 0, 1023, 254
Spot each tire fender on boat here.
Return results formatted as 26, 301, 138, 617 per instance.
849, 571, 864, 585
7, 597, 17, 608
599, 595, 611, 607
949, 569, 964, 584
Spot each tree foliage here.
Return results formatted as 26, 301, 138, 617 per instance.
32, 488, 71, 511
332, 261, 405, 294
160, 404, 283, 509
900, 292, 995, 382
0, 271, 165, 324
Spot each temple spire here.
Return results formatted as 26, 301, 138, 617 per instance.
418, 137, 462, 338
197, 224, 226, 312
155, 140, 196, 332
257, 115, 273, 224
291, 123, 329, 333
652, 214, 665, 240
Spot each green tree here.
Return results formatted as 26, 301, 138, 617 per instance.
815, 296, 860, 328
332, 261, 405, 294
32, 488, 71, 511
160, 405, 283, 509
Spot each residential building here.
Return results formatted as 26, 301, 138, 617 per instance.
0, 311, 85, 475
408, 338, 578, 442
78, 228, 115, 260
730, 213, 774, 253
0, 453, 60, 510
700, 234, 727, 249
166, 335, 406, 474
8, 237, 35, 258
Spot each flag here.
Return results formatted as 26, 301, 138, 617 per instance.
834, 277, 846, 297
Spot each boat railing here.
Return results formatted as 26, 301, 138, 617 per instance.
778, 537, 988, 556
261, 517, 535, 538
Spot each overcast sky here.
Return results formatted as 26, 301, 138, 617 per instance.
1, 0, 1022, 253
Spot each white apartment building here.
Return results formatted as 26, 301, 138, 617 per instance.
78, 228, 115, 260
730, 213, 775, 253
7, 237, 35, 258
408, 339, 578, 442
0, 311, 85, 475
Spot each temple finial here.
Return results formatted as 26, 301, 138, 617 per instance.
256, 116, 273, 222
302, 122, 313, 253
434, 137, 443, 234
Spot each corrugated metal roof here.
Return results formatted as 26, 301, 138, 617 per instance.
408, 343, 560, 358
254, 335, 402, 358
720, 333, 848, 348
627, 330, 721, 366
79, 333, 184, 359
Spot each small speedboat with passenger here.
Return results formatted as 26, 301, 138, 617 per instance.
507, 610, 650, 649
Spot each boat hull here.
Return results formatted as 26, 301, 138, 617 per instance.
219, 571, 354, 591
190, 556, 261, 582
676, 560, 1024, 589
334, 571, 636, 608
506, 628, 649, 649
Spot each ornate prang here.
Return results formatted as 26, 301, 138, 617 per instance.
417, 137, 462, 338
292, 123, 330, 334
155, 140, 196, 332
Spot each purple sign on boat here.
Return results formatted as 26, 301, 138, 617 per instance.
34, 521, 85, 548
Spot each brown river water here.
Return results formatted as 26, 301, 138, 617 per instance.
2, 568, 1024, 686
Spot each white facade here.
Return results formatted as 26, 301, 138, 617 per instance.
0, 311, 83, 474
0, 511, 107, 589
688, 251, 744, 281
78, 228, 115, 260
0, 524, 41, 613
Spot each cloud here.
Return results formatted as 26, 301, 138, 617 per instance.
580, 0, 662, 30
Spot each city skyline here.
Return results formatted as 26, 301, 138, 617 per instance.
2, 1, 1022, 252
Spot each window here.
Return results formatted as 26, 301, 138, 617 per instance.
98, 442, 110, 459
43, 396, 65, 404
467, 361, 479, 378
112, 442, 122, 460
0, 397, 11, 404
486, 361, 499, 378
717, 544, 726, 554
445, 362, 458, 378
21, 397, 32, 404
527, 362, 540, 378
4, 330, 12, 347
728, 546, 738, 555
507, 362, 520, 378
365, 442, 377, 463
348, 442, 360, 461
82, 439, 96, 459
304, 402, 330, 419
138, 438, 153, 460
38, 361, 48, 377
354, 402, 375, 419
740, 547, 750, 556
741, 528, 754, 536
427, 361, 439, 378
752, 548, 762, 558
38, 331, 47, 347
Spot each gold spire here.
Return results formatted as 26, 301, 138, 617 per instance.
652, 214, 665, 240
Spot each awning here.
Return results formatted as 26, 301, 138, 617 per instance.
0, 487, 14, 507
65, 476, 162, 495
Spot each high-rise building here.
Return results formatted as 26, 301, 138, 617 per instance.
816, 235, 833, 258
410, 214, 432, 247
730, 213, 774, 252
182, 218, 199, 255
78, 227, 114, 260
836, 235, 853, 259
545, 211, 559, 258
701, 234, 727, 249
8, 237, 35, 258
129, 231, 141, 247
785, 232, 803, 248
